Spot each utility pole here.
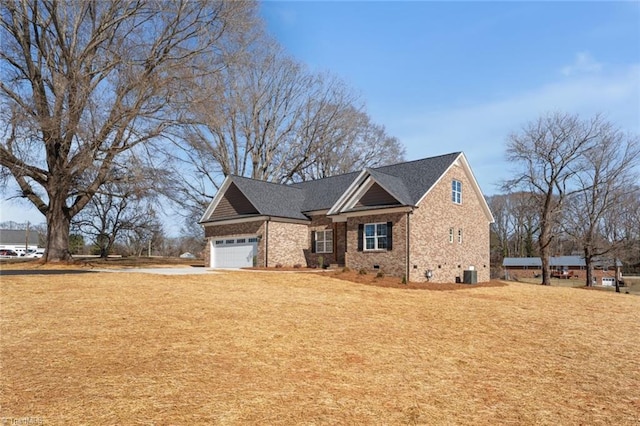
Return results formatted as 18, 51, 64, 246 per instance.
25, 222, 30, 253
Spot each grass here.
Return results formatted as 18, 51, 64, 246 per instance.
1, 269, 639, 425
514, 275, 640, 295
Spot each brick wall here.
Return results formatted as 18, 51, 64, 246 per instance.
306, 216, 346, 267
266, 221, 308, 267
345, 212, 408, 278
408, 164, 491, 283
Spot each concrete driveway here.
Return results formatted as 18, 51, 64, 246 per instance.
94, 267, 220, 275
0, 267, 220, 276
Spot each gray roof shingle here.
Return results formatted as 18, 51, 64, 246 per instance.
502, 257, 542, 267
366, 168, 414, 206
503, 256, 622, 268
230, 176, 308, 220
291, 172, 360, 212
373, 152, 461, 205
208, 152, 463, 221
0, 229, 39, 245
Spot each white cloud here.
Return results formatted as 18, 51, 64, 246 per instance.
561, 52, 603, 76
395, 63, 640, 195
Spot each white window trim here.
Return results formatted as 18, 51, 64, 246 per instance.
315, 230, 333, 254
364, 222, 388, 251
458, 228, 463, 244
449, 228, 454, 243
452, 180, 462, 205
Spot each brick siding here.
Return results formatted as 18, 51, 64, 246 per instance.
306, 216, 347, 268
345, 212, 408, 278
266, 221, 308, 267
408, 164, 491, 283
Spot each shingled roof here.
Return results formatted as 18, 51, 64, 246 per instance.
228, 176, 308, 220
290, 172, 360, 212
201, 152, 472, 223
0, 229, 39, 245
372, 152, 461, 205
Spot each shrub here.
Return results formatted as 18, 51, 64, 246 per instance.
358, 268, 368, 275
275, 263, 283, 268
342, 267, 351, 273
293, 264, 302, 269
376, 270, 385, 278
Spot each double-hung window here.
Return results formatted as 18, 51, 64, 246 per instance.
365, 223, 387, 250
452, 180, 462, 204
315, 230, 333, 253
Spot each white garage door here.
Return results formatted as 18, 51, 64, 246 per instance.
212, 237, 258, 268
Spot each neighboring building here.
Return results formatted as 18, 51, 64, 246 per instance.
502, 256, 623, 284
200, 152, 494, 283
0, 229, 39, 253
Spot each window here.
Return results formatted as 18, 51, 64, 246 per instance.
248, 237, 258, 243
225, 239, 235, 244
365, 223, 387, 251
236, 238, 246, 244
315, 230, 333, 253
452, 180, 462, 204
449, 228, 454, 243
215, 240, 224, 245
458, 228, 463, 244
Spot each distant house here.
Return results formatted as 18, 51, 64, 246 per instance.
503, 256, 623, 284
0, 229, 40, 253
199, 152, 494, 283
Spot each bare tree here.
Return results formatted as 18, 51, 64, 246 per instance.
170, 39, 404, 223
0, 0, 256, 261
71, 156, 159, 258
563, 129, 640, 287
505, 113, 612, 285
488, 191, 541, 263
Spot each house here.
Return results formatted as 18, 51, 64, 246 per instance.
200, 152, 494, 283
0, 229, 39, 254
502, 256, 623, 284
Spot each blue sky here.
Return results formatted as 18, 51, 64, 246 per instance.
1, 1, 639, 229
260, 1, 640, 194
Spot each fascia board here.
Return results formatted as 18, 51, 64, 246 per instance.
458, 153, 495, 223
327, 169, 370, 215
339, 206, 413, 217
201, 215, 269, 226
342, 176, 376, 211
302, 209, 330, 216
199, 176, 233, 224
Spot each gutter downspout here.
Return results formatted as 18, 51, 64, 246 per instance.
406, 211, 411, 283
265, 219, 269, 267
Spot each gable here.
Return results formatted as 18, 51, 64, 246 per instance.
210, 182, 258, 220
355, 182, 401, 208
416, 154, 494, 223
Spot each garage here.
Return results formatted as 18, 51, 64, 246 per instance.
211, 237, 258, 268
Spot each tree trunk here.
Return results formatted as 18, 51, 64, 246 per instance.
540, 250, 551, 285
45, 194, 72, 262
584, 248, 594, 287
539, 217, 552, 285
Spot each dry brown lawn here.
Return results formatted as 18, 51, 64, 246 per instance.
1, 270, 639, 425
